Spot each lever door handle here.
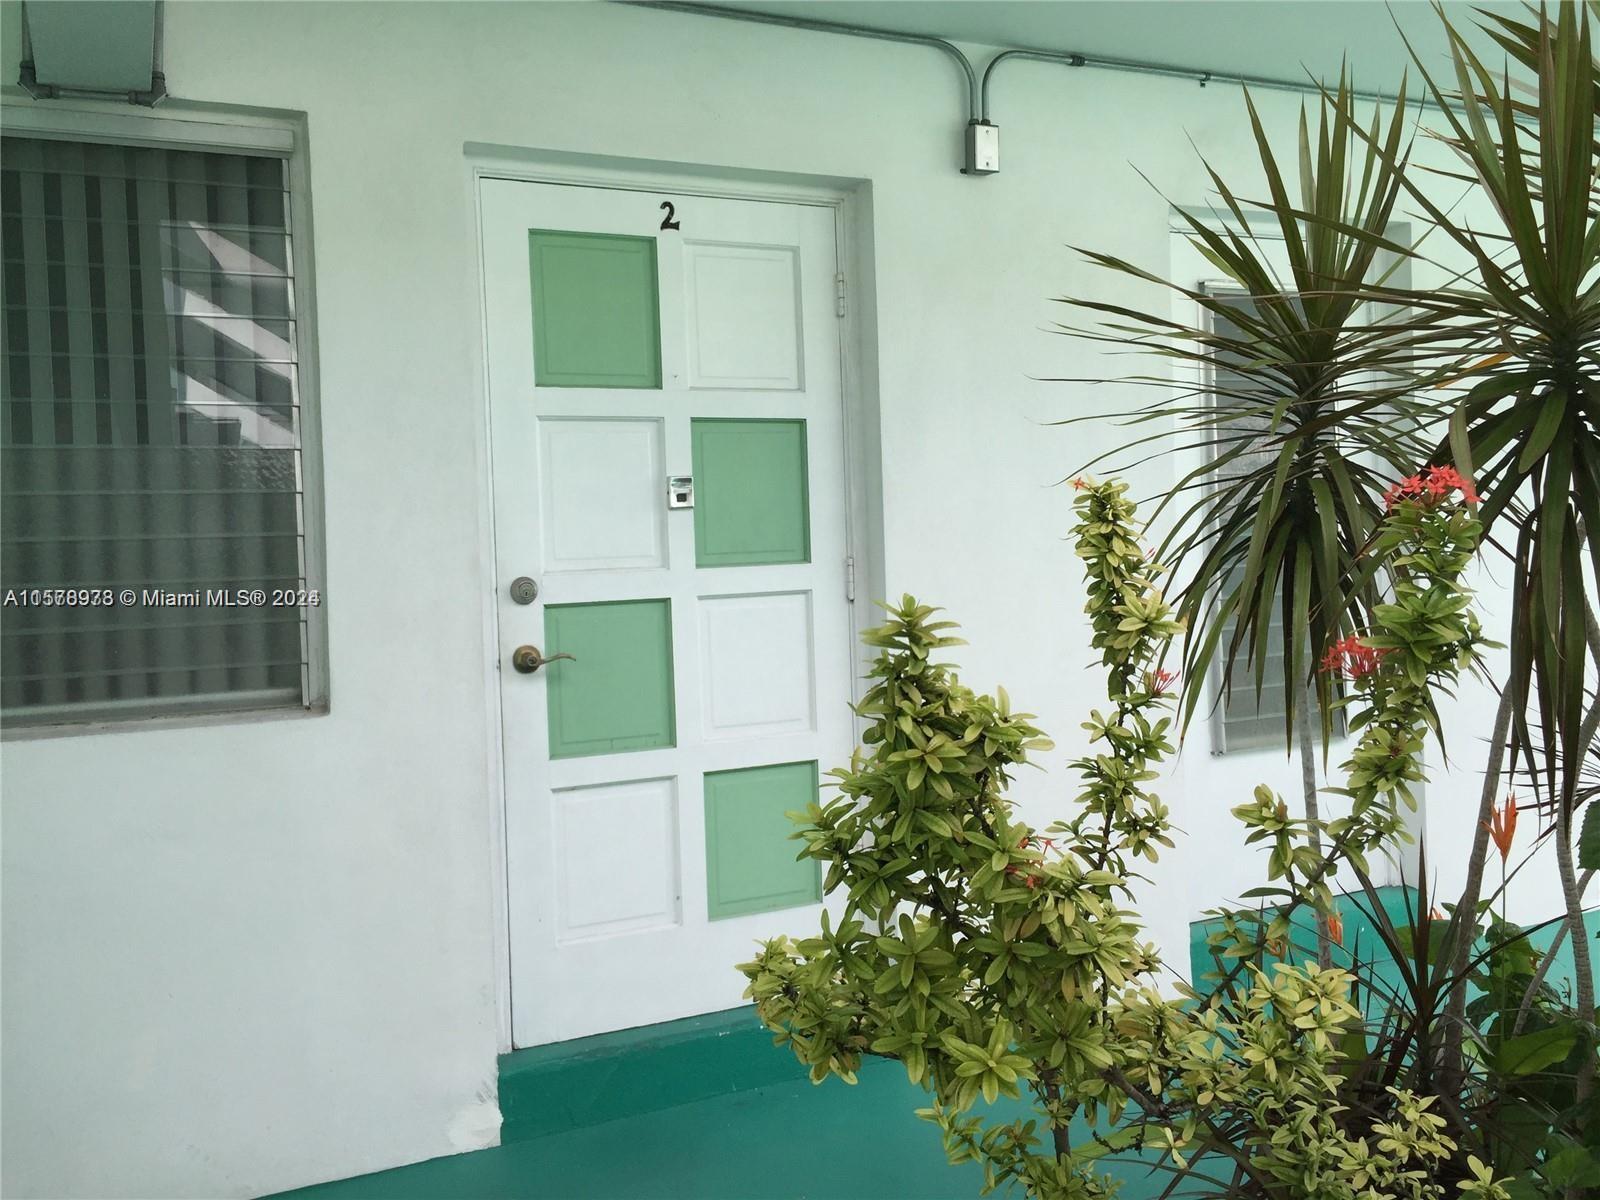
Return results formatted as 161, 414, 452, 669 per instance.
512, 645, 576, 674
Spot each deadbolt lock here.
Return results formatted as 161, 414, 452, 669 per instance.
509, 576, 538, 605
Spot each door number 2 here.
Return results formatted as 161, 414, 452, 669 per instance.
659, 201, 681, 231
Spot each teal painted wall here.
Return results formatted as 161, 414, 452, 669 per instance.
1188, 887, 1599, 1003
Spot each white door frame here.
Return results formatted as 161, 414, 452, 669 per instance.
465, 150, 881, 1052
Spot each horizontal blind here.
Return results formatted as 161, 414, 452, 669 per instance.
1205, 294, 1325, 753
1, 135, 310, 724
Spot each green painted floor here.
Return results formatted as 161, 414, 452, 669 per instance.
271, 1005, 1172, 1200
273, 1055, 994, 1200
271, 895, 1595, 1200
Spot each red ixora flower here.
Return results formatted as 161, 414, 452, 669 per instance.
1319, 635, 1392, 680
1070, 476, 1091, 491
1384, 464, 1480, 511
1146, 667, 1179, 695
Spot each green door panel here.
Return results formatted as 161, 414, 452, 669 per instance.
691, 418, 811, 567
544, 600, 676, 758
703, 760, 821, 919
529, 230, 662, 389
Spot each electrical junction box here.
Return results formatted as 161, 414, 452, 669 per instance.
963, 120, 999, 175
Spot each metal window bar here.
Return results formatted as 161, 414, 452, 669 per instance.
0, 134, 311, 725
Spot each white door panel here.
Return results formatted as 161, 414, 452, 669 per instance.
481, 178, 853, 1046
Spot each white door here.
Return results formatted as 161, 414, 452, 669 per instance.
481, 178, 855, 1046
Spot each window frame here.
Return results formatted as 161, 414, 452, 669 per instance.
0, 95, 329, 737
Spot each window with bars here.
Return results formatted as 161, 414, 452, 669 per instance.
1204, 291, 1336, 754
1, 132, 320, 727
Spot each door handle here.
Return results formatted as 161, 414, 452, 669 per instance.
512, 645, 576, 675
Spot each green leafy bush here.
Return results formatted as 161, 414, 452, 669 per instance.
740, 478, 1562, 1199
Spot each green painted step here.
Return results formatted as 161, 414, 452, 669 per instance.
270, 1005, 1171, 1200
267, 1048, 995, 1200
499, 1005, 806, 1144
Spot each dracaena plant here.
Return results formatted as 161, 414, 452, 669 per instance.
1053, 73, 1431, 746
1054, 0, 1598, 1118
1350, 1, 1600, 1090
1392, 2, 1600, 818
1051, 73, 1439, 968
740, 479, 1523, 1199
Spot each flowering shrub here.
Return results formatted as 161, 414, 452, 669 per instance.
741, 477, 1516, 1198
1382, 463, 1481, 510
1319, 636, 1392, 680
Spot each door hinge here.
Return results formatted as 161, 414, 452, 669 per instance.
834, 272, 846, 319
845, 555, 856, 602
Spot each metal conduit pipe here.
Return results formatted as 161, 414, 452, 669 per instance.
628, 0, 981, 119
980, 48, 1410, 121
623, 1, 1416, 175
980, 50, 1087, 121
